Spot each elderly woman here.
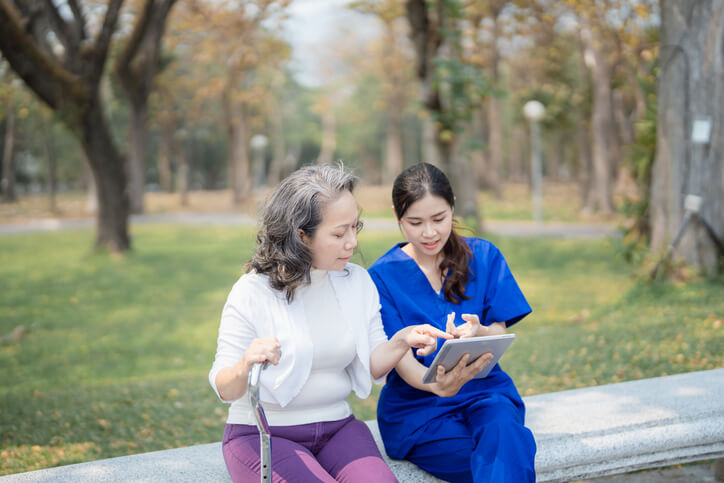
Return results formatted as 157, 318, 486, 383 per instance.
209, 164, 448, 482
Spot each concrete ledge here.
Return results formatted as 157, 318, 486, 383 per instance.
529, 368, 724, 481
3, 369, 723, 482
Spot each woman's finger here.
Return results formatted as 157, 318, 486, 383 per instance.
461, 313, 481, 325
416, 345, 433, 356
421, 324, 452, 339
466, 353, 492, 375
445, 312, 458, 336
454, 353, 470, 375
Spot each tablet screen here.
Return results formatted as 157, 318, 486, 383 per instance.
422, 333, 515, 384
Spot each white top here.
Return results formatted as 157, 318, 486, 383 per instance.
209, 263, 388, 426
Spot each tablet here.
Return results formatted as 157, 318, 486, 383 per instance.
422, 333, 515, 384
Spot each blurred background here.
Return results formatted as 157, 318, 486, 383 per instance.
0, 0, 721, 274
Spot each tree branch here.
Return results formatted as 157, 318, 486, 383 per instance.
115, 0, 177, 107
67, 0, 88, 41
90, 0, 124, 84
42, 0, 77, 56
0, 0, 86, 108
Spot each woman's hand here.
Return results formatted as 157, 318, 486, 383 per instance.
401, 324, 452, 356
446, 312, 507, 338
371, 325, 450, 380
239, 337, 281, 374
216, 337, 281, 401
431, 351, 494, 398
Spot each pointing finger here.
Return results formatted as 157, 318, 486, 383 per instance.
422, 325, 453, 340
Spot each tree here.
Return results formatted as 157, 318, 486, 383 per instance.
650, 0, 724, 274
175, 0, 290, 204
0, 0, 175, 252
465, 0, 510, 200
350, 0, 415, 183
405, 0, 490, 226
1, 91, 15, 202
116, 0, 177, 214
562, 0, 656, 214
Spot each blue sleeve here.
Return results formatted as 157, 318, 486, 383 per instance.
368, 268, 406, 340
478, 242, 531, 327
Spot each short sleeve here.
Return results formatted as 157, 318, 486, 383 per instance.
480, 244, 532, 327
208, 282, 257, 402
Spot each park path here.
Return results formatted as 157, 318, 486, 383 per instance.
0, 212, 618, 238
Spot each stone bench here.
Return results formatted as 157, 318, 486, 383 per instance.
3, 369, 723, 482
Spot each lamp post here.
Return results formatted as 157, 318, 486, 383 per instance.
523, 100, 545, 223
250, 134, 268, 189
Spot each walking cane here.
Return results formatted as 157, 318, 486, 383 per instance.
248, 361, 272, 482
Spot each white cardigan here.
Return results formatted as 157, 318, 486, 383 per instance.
209, 263, 388, 410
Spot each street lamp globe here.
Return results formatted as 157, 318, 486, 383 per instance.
251, 134, 268, 150
523, 100, 545, 122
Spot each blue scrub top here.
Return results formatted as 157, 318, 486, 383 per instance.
368, 237, 532, 459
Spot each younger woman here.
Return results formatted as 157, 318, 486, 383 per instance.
368, 163, 536, 482
209, 164, 448, 482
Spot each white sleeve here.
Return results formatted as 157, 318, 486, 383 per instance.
208, 283, 257, 403
366, 273, 389, 385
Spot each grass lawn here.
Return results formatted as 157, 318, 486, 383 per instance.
1, 225, 722, 475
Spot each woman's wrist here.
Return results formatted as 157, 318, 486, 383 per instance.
235, 357, 252, 380
476, 322, 506, 337
392, 327, 413, 350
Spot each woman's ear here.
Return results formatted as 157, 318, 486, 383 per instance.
298, 228, 309, 245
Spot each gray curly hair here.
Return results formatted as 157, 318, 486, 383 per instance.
246, 164, 360, 302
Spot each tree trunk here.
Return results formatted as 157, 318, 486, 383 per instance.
575, 26, 595, 212
115, 0, 177, 213
267, 104, 285, 186
127, 103, 147, 213
509, 124, 526, 183
650, 0, 724, 274
440, 137, 480, 231
175, 133, 188, 207
317, 107, 336, 165
361, 153, 382, 185
486, 96, 503, 199
158, 124, 173, 192
2, 99, 16, 202
82, 101, 130, 252
385, 109, 404, 184
41, 115, 58, 213
470, 108, 488, 187
227, 104, 250, 204
422, 116, 441, 167
582, 28, 615, 214
82, 153, 97, 214
545, 130, 560, 181
577, 118, 595, 212
612, 89, 637, 199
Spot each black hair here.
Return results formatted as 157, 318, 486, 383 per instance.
392, 163, 471, 304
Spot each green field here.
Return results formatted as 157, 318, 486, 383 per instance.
1, 226, 722, 475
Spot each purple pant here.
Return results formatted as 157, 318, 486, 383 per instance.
222, 415, 398, 482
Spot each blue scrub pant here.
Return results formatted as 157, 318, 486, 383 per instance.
405, 394, 536, 483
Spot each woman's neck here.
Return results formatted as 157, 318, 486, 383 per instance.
403, 243, 442, 276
